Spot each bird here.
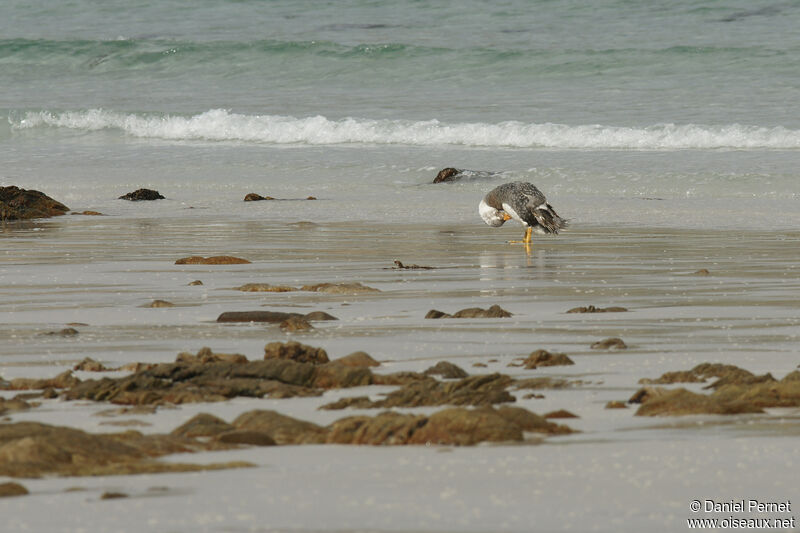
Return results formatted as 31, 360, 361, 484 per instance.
478, 182, 567, 244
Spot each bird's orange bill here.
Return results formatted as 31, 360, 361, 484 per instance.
502, 212, 512, 221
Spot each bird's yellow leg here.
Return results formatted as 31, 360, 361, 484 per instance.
508, 227, 533, 244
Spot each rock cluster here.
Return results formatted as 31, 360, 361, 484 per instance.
632, 364, 800, 416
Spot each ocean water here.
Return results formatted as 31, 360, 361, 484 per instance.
2, 0, 799, 227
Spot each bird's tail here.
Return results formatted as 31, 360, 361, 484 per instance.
533, 203, 568, 234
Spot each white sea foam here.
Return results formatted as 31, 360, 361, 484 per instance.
13, 109, 800, 150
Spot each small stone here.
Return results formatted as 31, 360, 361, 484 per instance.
522, 393, 545, 400
605, 401, 628, 409
147, 300, 175, 308
244, 193, 266, 201
71, 210, 103, 216
693, 269, 711, 275
188, 280, 203, 286
100, 492, 129, 500
591, 338, 627, 350
0, 482, 29, 498
472, 363, 488, 368
300, 282, 380, 294
306, 196, 317, 200
543, 409, 579, 419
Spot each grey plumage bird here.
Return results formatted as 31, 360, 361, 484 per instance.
479, 182, 567, 243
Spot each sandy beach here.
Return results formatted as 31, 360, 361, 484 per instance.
2, 211, 799, 532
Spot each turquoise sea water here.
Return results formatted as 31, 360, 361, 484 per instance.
1, 0, 799, 227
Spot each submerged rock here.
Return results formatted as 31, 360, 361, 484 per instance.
391, 260, 434, 270
590, 337, 627, 350
300, 282, 380, 294
0, 186, 69, 220
217, 310, 337, 324
566, 305, 628, 313
0, 397, 33, 416
147, 300, 175, 308
234, 283, 297, 292
175, 256, 251, 265
425, 305, 513, 319
118, 189, 165, 201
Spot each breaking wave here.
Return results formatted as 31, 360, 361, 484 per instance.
12, 109, 800, 150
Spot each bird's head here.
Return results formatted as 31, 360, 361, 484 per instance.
479, 199, 511, 227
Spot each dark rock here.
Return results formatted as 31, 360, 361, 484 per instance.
244, 193, 275, 201
217, 310, 338, 323
0, 186, 69, 221
590, 338, 627, 350
175, 256, 251, 265
218, 311, 300, 323
188, 280, 204, 286
520, 350, 574, 369
0, 481, 29, 497
423, 361, 469, 379
567, 305, 628, 313
433, 167, 462, 183
391, 260, 434, 270
171, 413, 235, 439
42, 327, 79, 337
118, 189, 165, 201
264, 341, 329, 364
425, 309, 452, 319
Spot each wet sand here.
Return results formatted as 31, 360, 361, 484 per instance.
1, 216, 799, 531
